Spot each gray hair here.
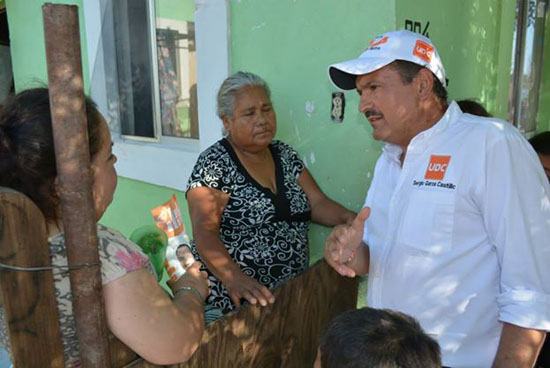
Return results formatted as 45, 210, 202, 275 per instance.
216, 71, 271, 120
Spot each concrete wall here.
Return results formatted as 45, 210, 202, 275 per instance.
6, 0, 90, 92
6, 0, 544, 265
538, 9, 550, 132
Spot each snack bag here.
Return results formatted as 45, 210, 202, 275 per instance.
151, 194, 195, 281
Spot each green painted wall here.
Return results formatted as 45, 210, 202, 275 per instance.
8, 0, 545, 276
155, 0, 194, 22
537, 11, 550, 133
6, 0, 90, 92
100, 177, 193, 240
227, 0, 518, 262
395, 0, 515, 119
229, 0, 395, 262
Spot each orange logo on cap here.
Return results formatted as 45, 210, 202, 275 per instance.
413, 40, 434, 63
425, 155, 451, 180
369, 36, 388, 47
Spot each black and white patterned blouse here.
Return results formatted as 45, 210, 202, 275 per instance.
186, 138, 312, 313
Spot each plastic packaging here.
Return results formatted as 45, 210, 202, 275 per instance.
151, 194, 195, 281
129, 225, 168, 281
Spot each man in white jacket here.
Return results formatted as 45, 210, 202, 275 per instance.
325, 29, 550, 367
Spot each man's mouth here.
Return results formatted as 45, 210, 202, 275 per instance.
365, 111, 383, 123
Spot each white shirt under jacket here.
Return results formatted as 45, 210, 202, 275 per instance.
362, 101, 550, 368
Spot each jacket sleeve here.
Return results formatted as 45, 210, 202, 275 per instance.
481, 127, 550, 331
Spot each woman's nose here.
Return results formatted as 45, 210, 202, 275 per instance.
256, 111, 269, 124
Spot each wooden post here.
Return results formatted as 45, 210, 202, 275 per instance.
42, 4, 111, 367
0, 189, 65, 367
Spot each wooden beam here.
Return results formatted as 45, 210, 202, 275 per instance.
42, 4, 111, 367
0, 188, 65, 367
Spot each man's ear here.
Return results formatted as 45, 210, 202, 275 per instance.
415, 68, 435, 100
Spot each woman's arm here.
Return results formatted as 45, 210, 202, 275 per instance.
298, 169, 356, 226
102, 265, 207, 365
187, 187, 274, 307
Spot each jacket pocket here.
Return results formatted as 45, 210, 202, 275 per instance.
397, 189, 455, 255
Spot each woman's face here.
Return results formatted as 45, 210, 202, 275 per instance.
223, 86, 276, 152
91, 116, 118, 221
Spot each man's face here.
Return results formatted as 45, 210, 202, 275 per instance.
537, 153, 550, 182
355, 65, 421, 147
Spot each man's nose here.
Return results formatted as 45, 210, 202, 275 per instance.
358, 93, 372, 113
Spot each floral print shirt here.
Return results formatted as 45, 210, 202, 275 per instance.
0, 224, 155, 367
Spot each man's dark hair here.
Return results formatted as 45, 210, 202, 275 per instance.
457, 99, 492, 117
389, 60, 447, 103
529, 131, 550, 155
320, 307, 441, 368
0, 88, 103, 223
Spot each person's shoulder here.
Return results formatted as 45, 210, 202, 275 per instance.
272, 139, 298, 153
459, 113, 513, 132
96, 224, 149, 256
97, 224, 134, 247
198, 139, 228, 158
457, 113, 521, 141
96, 224, 154, 282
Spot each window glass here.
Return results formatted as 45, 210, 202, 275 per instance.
155, 2, 198, 139
112, 0, 198, 140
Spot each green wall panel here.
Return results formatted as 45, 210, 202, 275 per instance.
100, 177, 192, 239
6, 0, 90, 92
155, 0, 194, 22
9, 0, 541, 271
537, 10, 550, 133
229, 0, 395, 262
395, 0, 515, 119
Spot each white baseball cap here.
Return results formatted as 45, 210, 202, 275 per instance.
328, 30, 447, 90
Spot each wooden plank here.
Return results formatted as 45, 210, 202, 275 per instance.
42, 4, 111, 366
114, 259, 358, 368
0, 188, 65, 367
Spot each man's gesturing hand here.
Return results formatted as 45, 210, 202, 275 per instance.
324, 207, 371, 277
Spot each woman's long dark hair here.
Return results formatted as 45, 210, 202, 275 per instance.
0, 88, 103, 222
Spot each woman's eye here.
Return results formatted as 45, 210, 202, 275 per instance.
262, 107, 272, 112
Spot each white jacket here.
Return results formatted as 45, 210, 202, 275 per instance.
363, 101, 550, 367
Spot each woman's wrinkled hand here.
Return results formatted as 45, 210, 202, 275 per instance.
324, 207, 370, 277
224, 272, 275, 308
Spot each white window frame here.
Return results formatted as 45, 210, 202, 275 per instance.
84, 0, 229, 190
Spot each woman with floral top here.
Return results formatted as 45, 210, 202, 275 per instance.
0, 88, 209, 366
186, 72, 356, 316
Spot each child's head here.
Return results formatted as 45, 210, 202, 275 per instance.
0, 88, 117, 223
317, 307, 441, 368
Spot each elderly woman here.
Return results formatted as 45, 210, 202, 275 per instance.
186, 71, 355, 314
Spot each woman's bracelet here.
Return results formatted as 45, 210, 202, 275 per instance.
173, 285, 204, 304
